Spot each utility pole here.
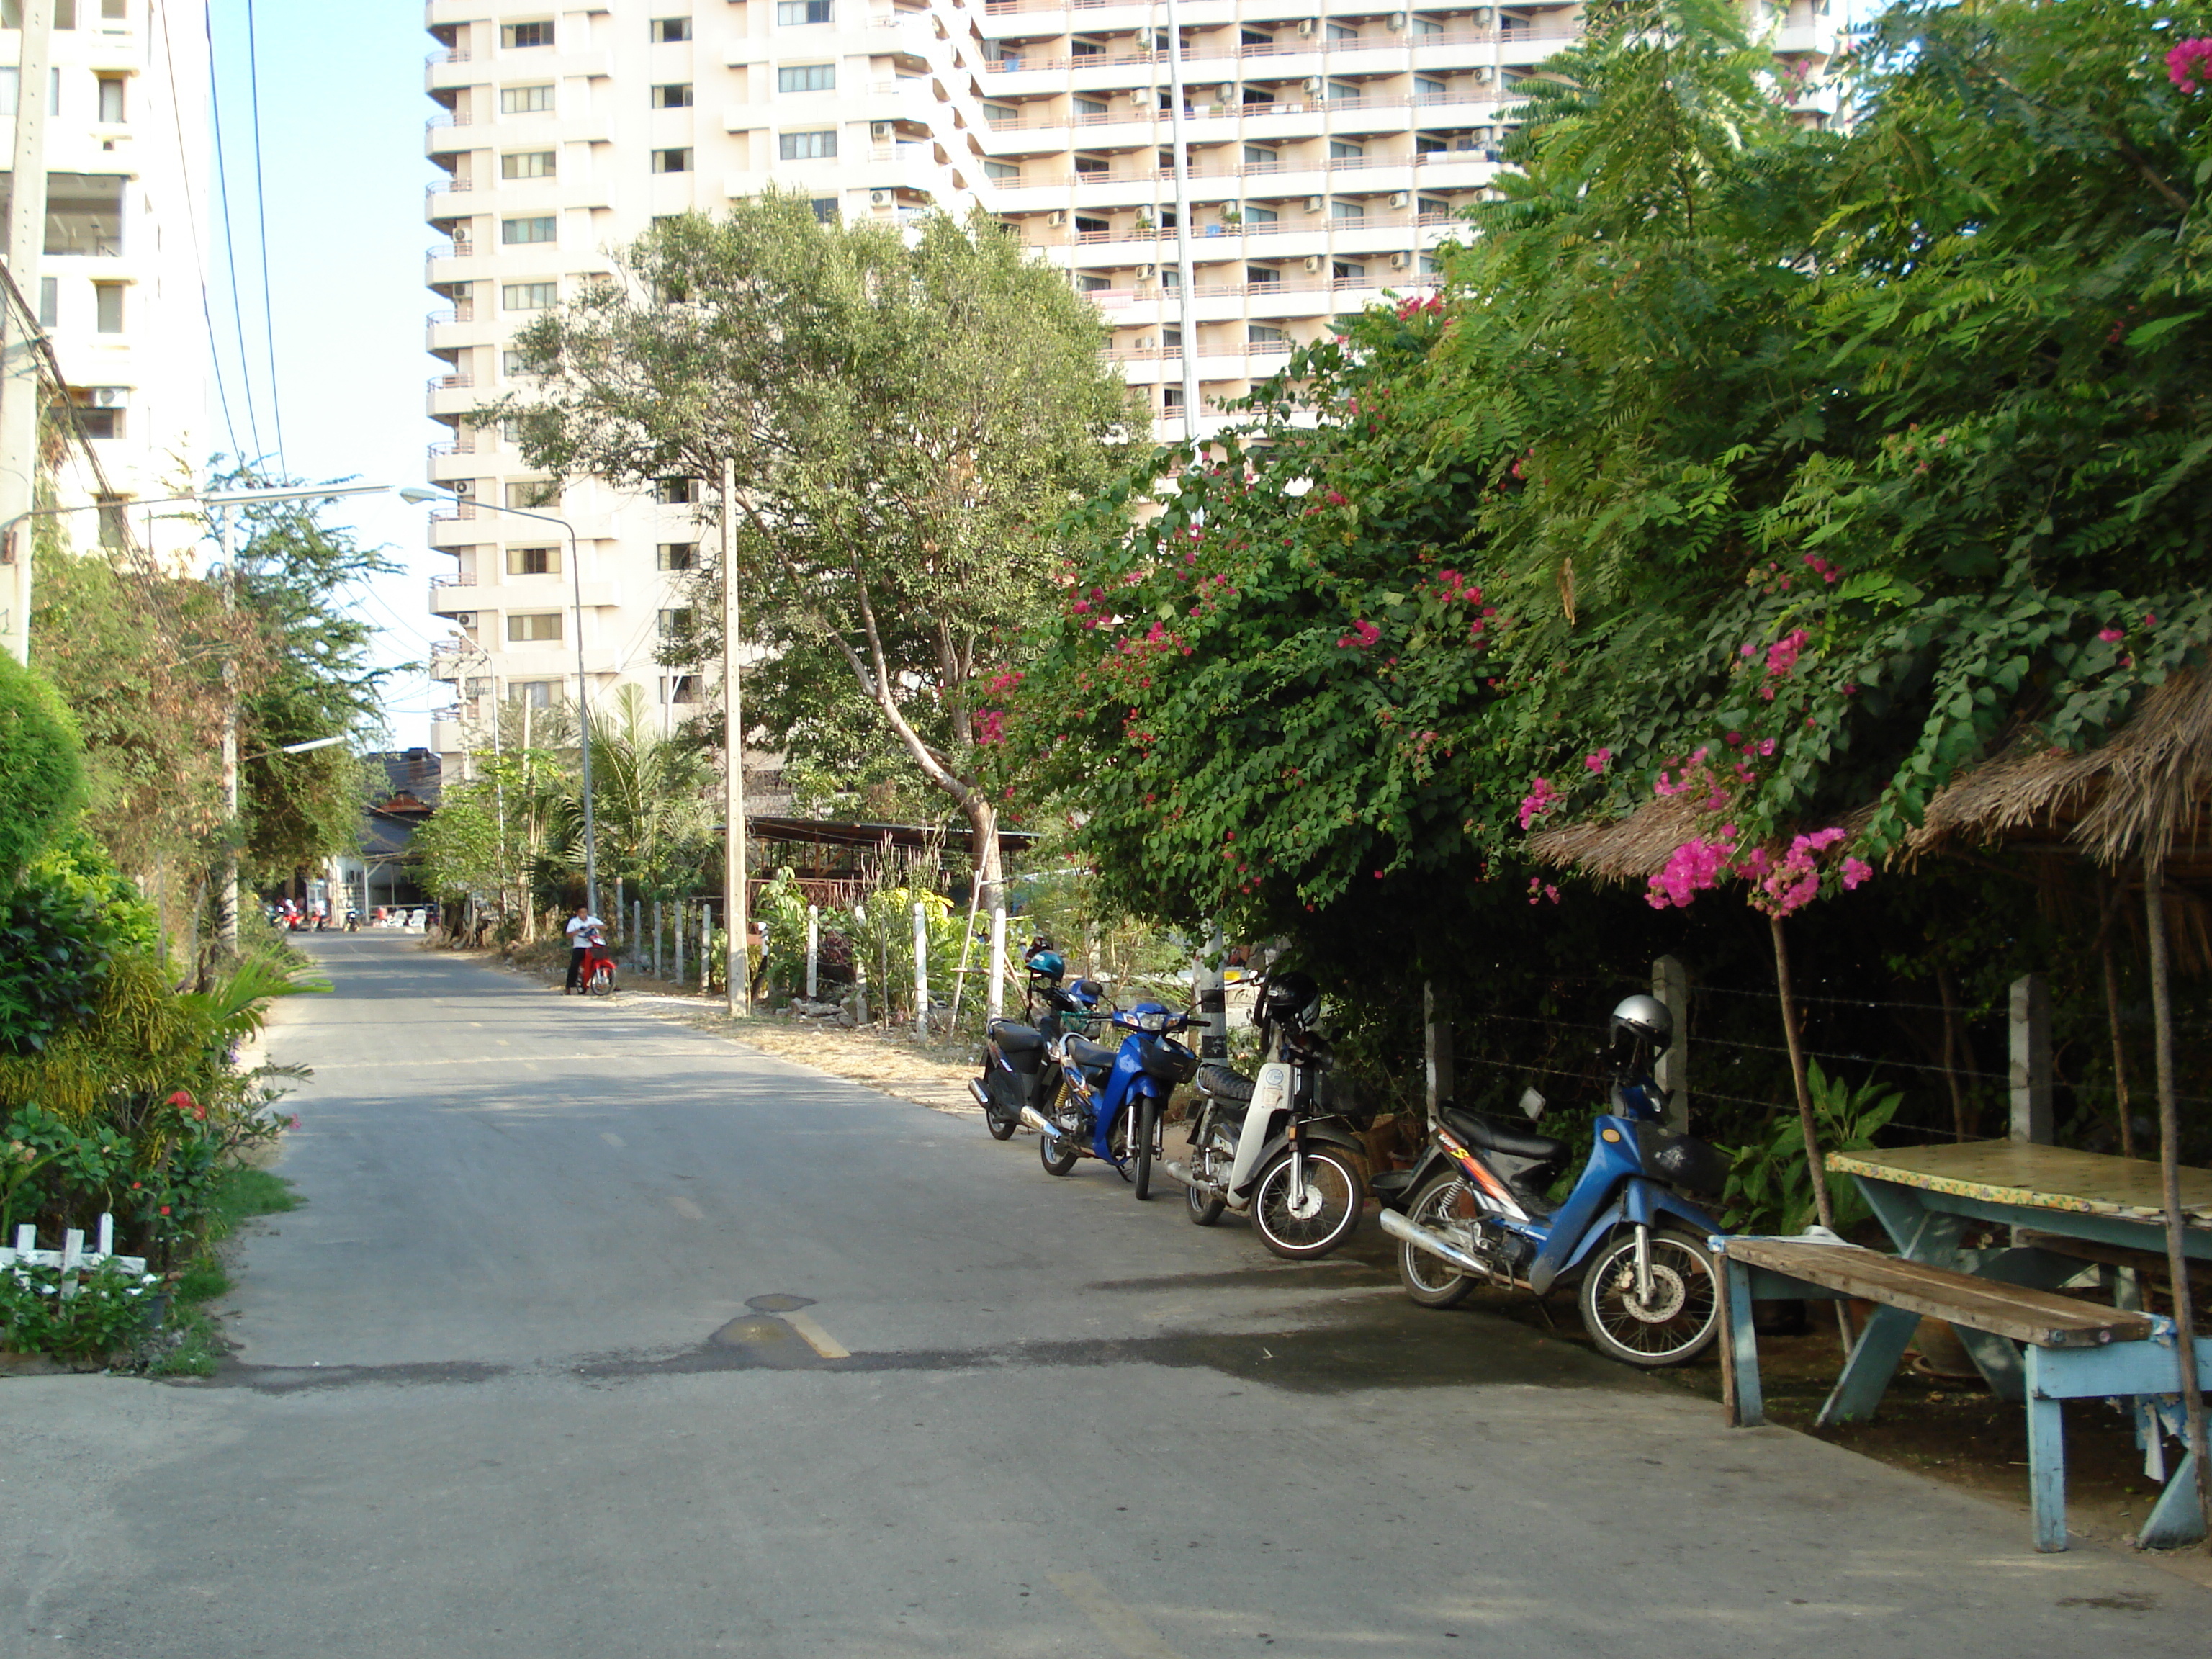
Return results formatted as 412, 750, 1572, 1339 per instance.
219, 508, 241, 946
721, 457, 750, 1017
0, 0, 55, 663
1161, 0, 1200, 443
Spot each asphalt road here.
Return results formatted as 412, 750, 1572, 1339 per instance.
2, 933, 2206, 1657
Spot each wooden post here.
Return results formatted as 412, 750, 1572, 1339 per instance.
1769, 913, 1835, 1231
2144, 853, 2212, 1540
947, 885, 980, 1022
805, 904, 819, 1001
2096, 872, 2138, 1159
1936, 965, 1973, 1141
1423, 979, 1453, 1132
2010, 973, 2053, 1145
912, 900, 930, 1038
1653, 953, 1689, 1132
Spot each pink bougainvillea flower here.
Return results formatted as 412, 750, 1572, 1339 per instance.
1842, 856, 1873, 891
2098, 626, 2124, 644
1583, 748, 1611, 773
2168, 37, 2212, 92
1517, 775, 1560, 830
1766, 629, 1809, 678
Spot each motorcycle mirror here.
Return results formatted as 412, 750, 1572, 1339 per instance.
1517, 1087, 1547, 1121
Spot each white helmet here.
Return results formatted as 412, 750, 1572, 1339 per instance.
1609, 994, 1672, 1054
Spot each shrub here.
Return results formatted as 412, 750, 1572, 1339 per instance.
0, 651, 86, 888
0, 1255, 163, 1362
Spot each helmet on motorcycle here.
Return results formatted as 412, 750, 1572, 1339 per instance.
1026, 949, 1066, 984
1609, 994, 1673, 1055
1262, 971, 1322, 1030
1068, 978, 1105, 1008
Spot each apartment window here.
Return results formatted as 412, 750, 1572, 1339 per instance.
68, 403, 123, 441
1248, 323, 1285, 343
500, 21, 552, 48
656, 477, 698, 504
1073, 214, 1107, 235
1419, 195, 1449, 216
662, 675, 699, 704
1420, 253, 1444, 274
500, 84, 554, 114
1074, 156, 1108, 176
1159, 267, 1180, 289
102, 0, 125, 16
511, 680, 557, 706
503, 349, 532, 375
501, 216, 556, 245
1332, 259, 1366, 280
1246, 264, 1277, 284
1331, 199, 1366, 220
776, 0, 832, 22
94, 281, 122, 332
1076, 274, 1109, 292
1330, 140, 1364, 160
652, 83, 694, 108
503, 150, 557, 179
810, 197, 838, 222
652, 148, 693, 172
1244, 204, 1277, 225
657, 608, 695, 638
1244, 145, 1276, 166
1415, 76, 1447, 99
1326, 22, 1357, 40
778, 130, 836, 160
507, 545, 560, 576
508, 613, 564, 642
1071, 36, 1104, 55
1326, 80, 1361, 102
657, 542, 696, 570
503, 282, 557, 310
95, 493, 127, 547
1161, 387, 1184, 410
983, 160, 1020, 181
1244, 86, 1274, 104
779, 63, 835, 92
650, 17, 691, 42
1073, 96, 1107, 117
985, 102, 1019, 122
95, 76, 123, 123
8, 174, 127, 256
35, 276, 54, 326
506, 480, 559, 508
1414, 15, 1444, 34
1160, 326, 1182, 352
1415, 133, 1447, 155
1241, 27, 1271, 45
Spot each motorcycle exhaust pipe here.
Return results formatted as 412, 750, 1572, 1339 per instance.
1158, 1159, 1195, 1187
1379, 1209, 1496, 1280
1018, 1105, 1056, 1136
966, 1079, 990, 1110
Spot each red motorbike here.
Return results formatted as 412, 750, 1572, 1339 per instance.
579, 934, 617, 997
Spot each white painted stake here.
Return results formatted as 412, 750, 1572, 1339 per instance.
986, 895, 1007, 1022
701, 904, 712, 993
913, 900, 930, 1038
674, 900, 685, 989
652, 898, 662, 980
805, 904, 819, 1000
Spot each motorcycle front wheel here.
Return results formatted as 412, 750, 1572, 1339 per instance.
1396, 1172, 1480, 1308
1249, 1146, 1364, 1260
1133, 1098, 1158, 1200
1576, 1226, 1719, 1367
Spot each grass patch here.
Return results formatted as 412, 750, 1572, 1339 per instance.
145, 1163, 301, 1377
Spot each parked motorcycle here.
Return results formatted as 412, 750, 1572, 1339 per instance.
1162, 971, 1368, 1260
1033, 1001, 1198, 1195
1375, 994, 1727, 1367
968, 948, 1106, 1141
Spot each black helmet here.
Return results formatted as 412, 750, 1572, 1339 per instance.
1262, 971, 1322, 1030
1609, 994, 1672, 1055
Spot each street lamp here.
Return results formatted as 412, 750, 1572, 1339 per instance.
398, 485, 600, 919
240, 734, 347, 762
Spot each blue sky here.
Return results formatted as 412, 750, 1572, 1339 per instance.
207, 0, 441, 747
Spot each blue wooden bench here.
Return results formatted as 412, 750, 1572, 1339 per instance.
1714, 1234, 2211, 1552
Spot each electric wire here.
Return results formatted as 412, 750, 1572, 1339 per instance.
203, 2, 268, 469
152, 1, 243, 462
240, 0, 287, 473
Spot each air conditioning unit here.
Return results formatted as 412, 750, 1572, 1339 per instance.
1387, 10, 1407, 28
1135, 336, 1153, 350
452, 613, 477, 629
1474, 125, 1496, 141
871, 121, 894, 140
1046, 208, 1068, 227
1389, 251, 1409, 268
1137, 263, 1157, 278
1304, 194, 1324, 212
1473, 65, 1495, 84
1388, 191, 1408, 208
871, 189, 894, 207
453, 479, 475, 496
90, 386, 129, 408
1302, 76, 1323, 94
1472, 6, 1495, 24
1303, 255, 1323, 272
1296, 18, 1318, 35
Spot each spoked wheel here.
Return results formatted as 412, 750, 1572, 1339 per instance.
983, 1076, 1020, 1142
1039, 1118, 1082, 1177
1186, 1176, 1226, 1226
1249, 1146, 1364, 1260
1576, 1226, 1719, 1367
1106, 1112, 1136, 1184
1396, 1172, 1480, 1309
1133, 1098, 1159, 1200
588, 967, 615, 997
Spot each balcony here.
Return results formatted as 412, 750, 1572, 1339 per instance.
982, 23, 1577, 73
430, 574, 479, 616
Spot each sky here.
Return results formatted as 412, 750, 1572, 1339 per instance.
205, 0, 443, 750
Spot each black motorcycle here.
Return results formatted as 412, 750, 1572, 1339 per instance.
968, 948, 1107, 1141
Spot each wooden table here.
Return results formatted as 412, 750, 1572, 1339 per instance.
1822, 1141, 2212, 1549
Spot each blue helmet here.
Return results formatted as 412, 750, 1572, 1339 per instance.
1068, 978, 1105, 1008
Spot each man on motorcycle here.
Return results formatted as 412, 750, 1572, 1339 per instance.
563, 905, 605, 994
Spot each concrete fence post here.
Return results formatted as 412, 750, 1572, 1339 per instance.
912, 900, 930, 1038
652, 899, 662, 981
1653, 953, 1689, 1133
806, 904, 819, 1000
1424, 980, 1454, 1131
2011, 973, 2052, 1143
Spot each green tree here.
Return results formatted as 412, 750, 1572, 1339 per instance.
493, 194, 1132, 904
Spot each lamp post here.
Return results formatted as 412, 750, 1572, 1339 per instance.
444, 629, 509, 932
400, 485, 599, 919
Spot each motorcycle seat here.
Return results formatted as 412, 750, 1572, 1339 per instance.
1442, 1106, 1569, 1165
989, 1020, 1046, 1056
1196, 1062, 1254, 1102
1064, 1037, 1120, 1074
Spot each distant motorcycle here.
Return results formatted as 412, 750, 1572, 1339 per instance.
1376, 994, 1727, 1367
579, 930, 617, 996
1032, 1001, 1198, 1197
968, 948, 1106, 1141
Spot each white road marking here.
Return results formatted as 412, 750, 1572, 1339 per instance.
780, 1310, 850, 1359
1048, 1573, 1187, 1659
667, 1195, 706, 1221
601, 1132, 625, 1148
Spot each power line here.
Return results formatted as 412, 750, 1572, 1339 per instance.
203, 3, 268, 468
153, 1, 242, 462
240, 0, 287, 473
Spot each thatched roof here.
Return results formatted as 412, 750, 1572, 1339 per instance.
1527, 665, 2212, 883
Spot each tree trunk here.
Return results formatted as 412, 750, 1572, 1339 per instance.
1769, 913, 1835, 1232
964, 794, 1004, 1020
1936, 965, 1971, 1142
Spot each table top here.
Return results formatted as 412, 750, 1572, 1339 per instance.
1828, 1140, 2212, 1227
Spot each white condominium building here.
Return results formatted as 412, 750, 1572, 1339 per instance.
4, 0, 210, 569
419, 0, 1840, 767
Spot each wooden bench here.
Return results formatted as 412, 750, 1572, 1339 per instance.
1711, 1235, 2212, 1552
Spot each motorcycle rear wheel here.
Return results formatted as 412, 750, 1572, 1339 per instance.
1133, 1098, 1158, 1200
1186, 1177, 1226, 1226
1249, 1146, 1363, 1260
983, 1076, 1020, 1141
1396, 1172, 1480, 1308
1040, 1125, 1081, 1177
1576, 1226, 1719, 1367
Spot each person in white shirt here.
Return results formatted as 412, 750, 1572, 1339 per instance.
564, 906, 603, 994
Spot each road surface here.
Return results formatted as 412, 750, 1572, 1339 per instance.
2, 933, 2206, 1655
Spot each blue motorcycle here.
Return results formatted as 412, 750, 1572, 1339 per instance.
1037, 1001, 1199, 1200
1377, 994, 1728, 1367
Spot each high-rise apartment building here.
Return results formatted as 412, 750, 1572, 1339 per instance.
3, 0, 209, 575
420, 1, 1840, 765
